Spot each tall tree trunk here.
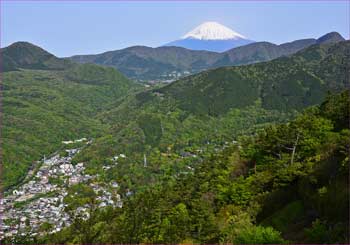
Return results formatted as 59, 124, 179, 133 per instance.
290, 133, 300, 164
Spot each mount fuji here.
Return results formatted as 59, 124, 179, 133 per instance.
163, 21, 254, 52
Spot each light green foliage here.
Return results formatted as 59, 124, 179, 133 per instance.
35, 91, 349, 244
2, 64, 137, 189
233, 226, 286, 244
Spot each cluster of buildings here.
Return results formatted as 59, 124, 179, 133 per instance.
142, 70, 192, 85
91, 182, 122, 209
0, 141, 123, 241
161, 70, 191, 80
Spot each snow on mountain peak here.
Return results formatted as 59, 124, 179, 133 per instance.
182, 21, 246, 40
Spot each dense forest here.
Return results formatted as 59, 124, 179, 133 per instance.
62, 41, 349, 193
1, 39, 349, 244
25, 90, 349, 244
2, 42, 138, 189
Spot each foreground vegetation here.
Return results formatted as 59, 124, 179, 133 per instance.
33, 90, 348, 244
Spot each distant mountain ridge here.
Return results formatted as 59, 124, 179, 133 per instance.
219, 32, 345, 65
151, 40, 350, 115
164, 38, 254, 53
69, 32, 345, 81
1, 41, 73, 72
70, 46, 219, 80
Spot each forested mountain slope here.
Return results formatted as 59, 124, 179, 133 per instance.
40, 90, 349, 244
4, 40, 347, 191
63, 41, 349, 203
1, 42, 138, 189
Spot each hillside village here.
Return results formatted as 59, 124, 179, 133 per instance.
1, 4, 348, 242
0, 139, 123, 241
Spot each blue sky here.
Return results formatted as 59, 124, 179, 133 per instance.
1, 1, 349, 57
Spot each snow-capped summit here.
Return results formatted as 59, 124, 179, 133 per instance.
182, 21, 246, 40
163, 21, 254, 52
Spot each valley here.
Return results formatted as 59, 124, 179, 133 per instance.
70, 32, 345, 82
1, 33, 349, 243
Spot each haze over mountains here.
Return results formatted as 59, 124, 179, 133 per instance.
70, 31, 345, 81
